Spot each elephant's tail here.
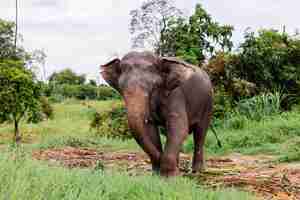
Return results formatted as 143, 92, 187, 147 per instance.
210, 125, 222, 148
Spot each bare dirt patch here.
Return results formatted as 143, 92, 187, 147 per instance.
33, 147, 300, 200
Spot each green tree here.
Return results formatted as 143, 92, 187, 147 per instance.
49, 69, 86, 85
163, 4, 233, 65
89, 79, 97, 86
0, 19, 27, 61
129, 0, 182, 55
0, 60, 41, 143
228, 30, 300, 91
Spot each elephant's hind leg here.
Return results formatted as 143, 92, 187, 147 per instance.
192, 103, 213, 173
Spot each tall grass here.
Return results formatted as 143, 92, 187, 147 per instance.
234, 92, 282, 121
0, 153, 255, 200
213, 92, 283, 130
184, 106, 300, 158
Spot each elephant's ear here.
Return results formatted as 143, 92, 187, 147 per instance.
160, 57, 195, 91
100, 58, 121, 91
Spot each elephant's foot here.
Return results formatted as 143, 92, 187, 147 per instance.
192, 162, 205, 173
160, 168, 180, 177
160, 154, 179, 177
151, 163, 160, 175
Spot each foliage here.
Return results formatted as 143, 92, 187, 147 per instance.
0, 19, 29, 62
225, 29, 300, 106
40, 96, 54, 119
90, 102, 132, 139
48, 84, 121, 102
49, 68, 86, 85
278, 137, 300, 162
163, 4, 233, 65
0, 59, 41, 142
0, 153, 255, 200
88, 79, 97, 86
233, 92, 283, 121
214, 92, 283, 130
212, 85, 234, 120
129, 0, 183, 55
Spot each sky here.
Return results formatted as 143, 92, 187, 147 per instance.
0, 0, 300, 83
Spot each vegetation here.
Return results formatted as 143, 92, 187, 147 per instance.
2, 1, 300, 199
49, 68, 86, 85
163, 4, 233, 65
0, 152, 255, 200
0, 60, 41, 143
90, 102, 131, 139
47, 83, 120, 102
0, 19, 27, 61
129, 0, 183, 56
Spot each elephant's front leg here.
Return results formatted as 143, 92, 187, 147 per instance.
160, 88, 189, 177
146, 123, 163, 173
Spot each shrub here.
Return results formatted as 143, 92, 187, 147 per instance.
212, 85, 234, 120
97, 85, 121, 100
40, 96, 54, 119
225, 29, 300, 107
234, 92, 282, 121
48, 84, 121, 101
90, 102, 132, 139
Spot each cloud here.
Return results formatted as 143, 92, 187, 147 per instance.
31, 0, 61, 8
0, 0, 299, 82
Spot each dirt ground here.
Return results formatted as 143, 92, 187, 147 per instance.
33, 147, 300, 200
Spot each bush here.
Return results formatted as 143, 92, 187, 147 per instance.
40, 96, 54, 119
90, 102, 132, 139
97, 85, 121, 100
225, 29, 300, 107
214, 92, 283, 130
212, 85, 234, 121
234, 92, 282, 121
48, 84, 121, 101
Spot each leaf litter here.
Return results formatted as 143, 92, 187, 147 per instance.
33, 147, 300, 200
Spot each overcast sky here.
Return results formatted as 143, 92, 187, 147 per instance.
1, 0, 299, 82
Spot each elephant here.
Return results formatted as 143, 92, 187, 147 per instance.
100, 51, 213, 177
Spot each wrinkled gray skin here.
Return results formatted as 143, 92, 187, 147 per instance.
101, 51, 213, 177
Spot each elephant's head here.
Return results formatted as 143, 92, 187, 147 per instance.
100, 51, 194, 139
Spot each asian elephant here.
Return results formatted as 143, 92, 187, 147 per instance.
100, 51, 213, 177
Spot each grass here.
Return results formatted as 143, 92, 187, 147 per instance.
0, 152, 255, 200
183, 107, 300, 162
2, 97, 300, 199
0, 99, 139, 152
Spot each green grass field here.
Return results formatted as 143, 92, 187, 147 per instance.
1, 99, 300, 199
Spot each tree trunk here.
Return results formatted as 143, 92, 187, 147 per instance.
14, 119, 21, 144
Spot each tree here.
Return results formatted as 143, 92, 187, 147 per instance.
0, 60, 41, 143
225, 29, 300, 104
129, 0, 182, 56
0, 19, 16, 60
89, 79, 97, 86
163, 4, 233, 65
29, 49, 47, 81
48, 69, 86, 85
0, 18, 27, 61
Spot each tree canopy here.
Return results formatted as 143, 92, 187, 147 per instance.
0, 19, 27, 61
0, 60, 41, 143
163, 4, 233, 65
49, 69, 86, 85
129, 0, 182, 56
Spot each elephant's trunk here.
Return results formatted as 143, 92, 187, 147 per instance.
123, 86, 160, 162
